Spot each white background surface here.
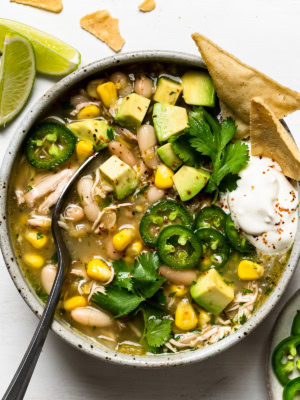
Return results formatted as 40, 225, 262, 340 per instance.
0, 0, 300, 398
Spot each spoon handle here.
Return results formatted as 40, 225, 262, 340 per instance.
2, 251, 69, 400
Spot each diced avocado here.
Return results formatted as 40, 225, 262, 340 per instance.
100, 155, 139, 200
153, 103, 188, 143
115, 93, 150, 131
182, 70, 215, 107
67, 120, 111, 151
153, 77, 182, 105
173, 166, 210, 201
157, 143, 182, 171
190, 269, 234, 316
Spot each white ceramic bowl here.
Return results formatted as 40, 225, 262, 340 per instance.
1, 51, 299, 368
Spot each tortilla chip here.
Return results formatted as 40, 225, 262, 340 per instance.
80, 10, 125, 53
250, 97, 300, 180
10, 0, 62, 12
192, 33, 300, 139
139, 0, 156, 12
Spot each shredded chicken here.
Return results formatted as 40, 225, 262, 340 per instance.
24, 168, 76, 209
114, 126, 138, 142
27, 215, 51, 228
165, 282, 259, 352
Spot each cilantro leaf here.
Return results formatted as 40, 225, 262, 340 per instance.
132, 252, 165, 298
169, 134, 200, 167
150, 288, 167, 307
218, 173, 240, 192
113, 259, 133, 291
215, 141, 249, 184
138, 305, 171, 349
92, 286, 143, 318
107, 128, 114, 141
187, 112, 249, 195
145, 318, 172, 347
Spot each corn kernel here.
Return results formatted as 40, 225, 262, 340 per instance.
238, 260, 265, 280
169, 284, 188, 297
23, 253, 45, 269
155, 164, 174, 189
77, 104, 100, 120
82, 284, 90, 295
86, 78, 106, 98
123, 256, 134, 265
19, 214, 29, 226
25, 230, 48, 249
97, 82, 118, 108
76, 140, 94, 163
126, 241, 143, 257
175, 300, 198, 331
113, 228, 136, 252
86, 259, 112, 282
198, 308, 211, 328
64, 296, 87, 311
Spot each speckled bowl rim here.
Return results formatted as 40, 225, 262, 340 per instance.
0, 50, 299, 368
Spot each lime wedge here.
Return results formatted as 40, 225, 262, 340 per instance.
0, 34, 35, 127
0, 19, 81, 76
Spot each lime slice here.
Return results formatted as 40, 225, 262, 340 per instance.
0, 34, 36, 127
0, 19, 81, 76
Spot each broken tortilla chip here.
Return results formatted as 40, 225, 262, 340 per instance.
192, 33, 300, 140
139, 0, 156, 12
250, 97, 300, 180
10, 0, 62, 13
80, 10, 125, 53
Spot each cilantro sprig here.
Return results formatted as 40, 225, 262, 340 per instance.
92, 251, 165, 316
92, 252, 171, 349
185, 108, 249, 195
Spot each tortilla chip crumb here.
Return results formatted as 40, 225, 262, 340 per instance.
10, 0, 62, 13
251, 97, 300, 180
80, 10, 125, 53
139, 0, 156, 12
192, 33, 300, 140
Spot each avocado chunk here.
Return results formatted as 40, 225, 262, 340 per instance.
99, 155, 139, 200
157, 143, 182, 171
190, 269, 234, 316
67, 120, 111, 151
182, 70, 215, 107
173, 166, 210, 201
115, 93, 150, 131
153, 103, 188, 143
153, 77, 182, 105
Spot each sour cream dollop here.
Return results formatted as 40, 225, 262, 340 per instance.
220, 156, 298, 254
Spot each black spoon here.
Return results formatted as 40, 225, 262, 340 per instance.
2, 153, 99, 400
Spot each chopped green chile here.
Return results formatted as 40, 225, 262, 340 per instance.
272, 336, 300, 386
291, 311, 300, 336
225, 215, 254, 253
25, 122, 76, 169
157, 225, 202, 269
139, 200, 193, 247
283, 377, 300, 400
194, 205, 227, 233
195, 228, 229, 270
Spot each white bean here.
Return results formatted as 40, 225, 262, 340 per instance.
147, 185, 165, 204
77, 177, 93, 205
106, 235, 122, 260
77, 177, 101, 222
108, 141, 137, 167
84, 203, 100, 222
137, 125, 159, 169
110, 72, 132, 97
41, 265, 57, 295
159, 265, 197, 286
71, 307, 113, 328
134, 75, 155, 98
65, 205, 84, 222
